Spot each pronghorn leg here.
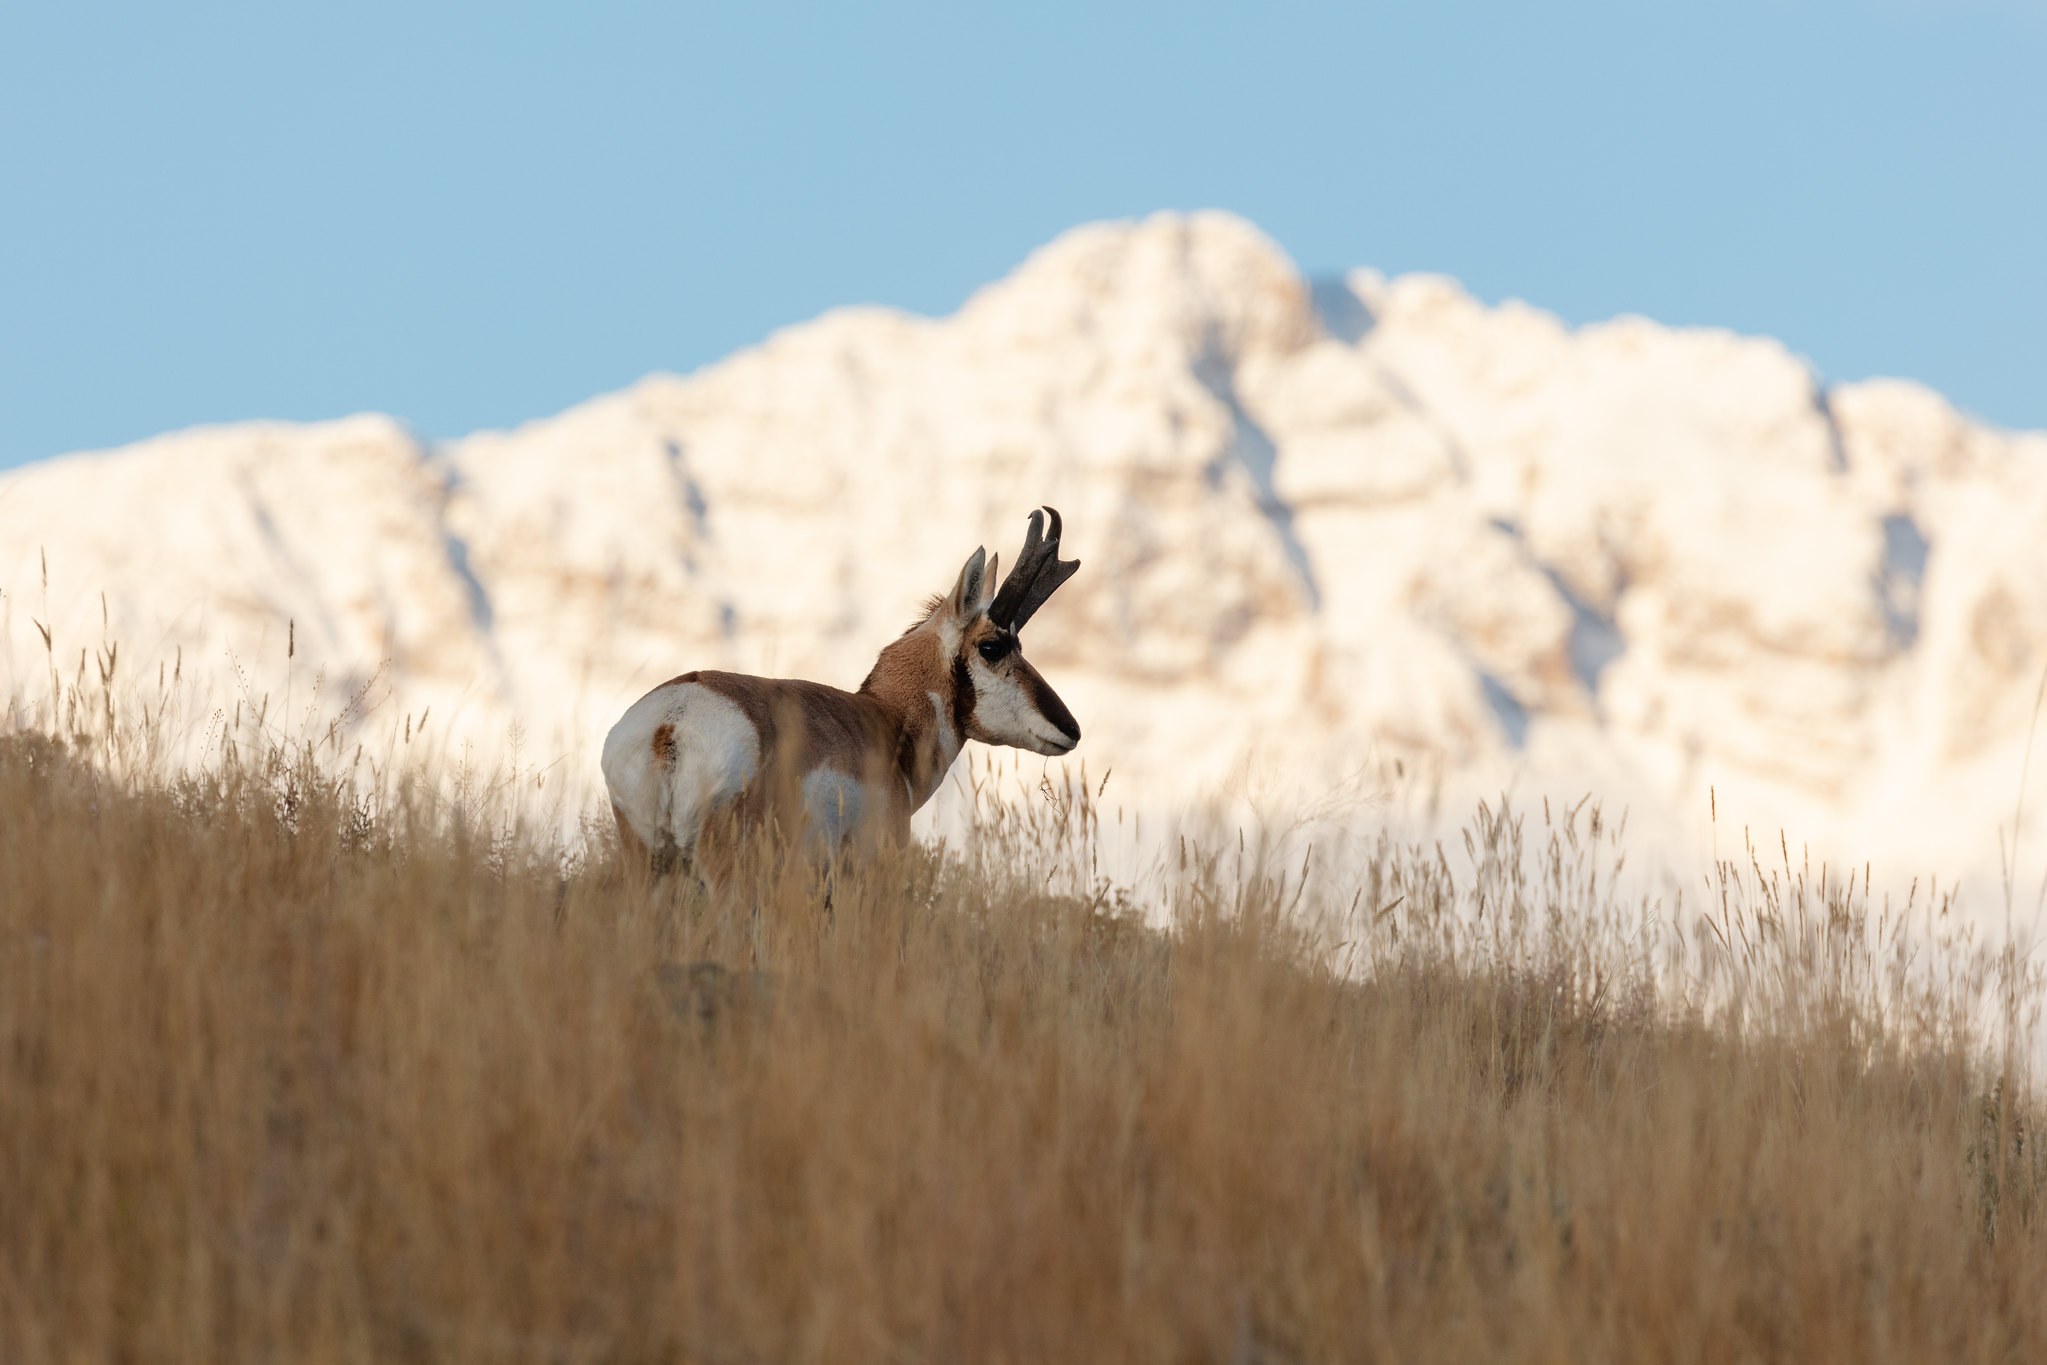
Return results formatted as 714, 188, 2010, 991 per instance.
613, 802, 651, 875
615, 801, 698, 892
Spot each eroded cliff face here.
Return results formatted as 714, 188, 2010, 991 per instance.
6, 212, 2045, 893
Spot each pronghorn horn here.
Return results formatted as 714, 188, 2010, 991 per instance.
987, 506, 1079, 632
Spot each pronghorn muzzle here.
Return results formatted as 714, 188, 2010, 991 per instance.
1024, 662, 1081, 752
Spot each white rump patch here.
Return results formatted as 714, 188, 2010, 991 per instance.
600, 682, 761, 857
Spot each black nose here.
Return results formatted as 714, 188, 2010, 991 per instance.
1034, 678, 1080, 745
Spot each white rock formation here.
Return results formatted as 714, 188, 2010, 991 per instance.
5, 212, 2046, 913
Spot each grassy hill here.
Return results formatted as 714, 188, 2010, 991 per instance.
2, 696, 2042, 1362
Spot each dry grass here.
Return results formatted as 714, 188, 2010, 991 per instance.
2, 691, 2045, 1363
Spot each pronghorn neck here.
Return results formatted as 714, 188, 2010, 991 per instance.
858, 622, 967, 808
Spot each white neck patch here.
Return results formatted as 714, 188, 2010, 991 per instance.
927, 689, 964, 778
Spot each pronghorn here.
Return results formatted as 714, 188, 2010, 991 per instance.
603, 508, 1082, 875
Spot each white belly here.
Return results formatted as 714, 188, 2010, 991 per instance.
801, 768, 870, 848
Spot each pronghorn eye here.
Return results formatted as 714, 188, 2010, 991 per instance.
977, 636, 1013, 663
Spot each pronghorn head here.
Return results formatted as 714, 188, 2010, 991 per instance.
933, 507, 1082, 757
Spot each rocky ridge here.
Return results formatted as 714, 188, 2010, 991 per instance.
5, 213, 2046, 909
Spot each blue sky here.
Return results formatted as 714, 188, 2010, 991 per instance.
3, 1, 2043, 469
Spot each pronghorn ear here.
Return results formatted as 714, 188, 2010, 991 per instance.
945, 547, 988, 619
979, 553, 999, 612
